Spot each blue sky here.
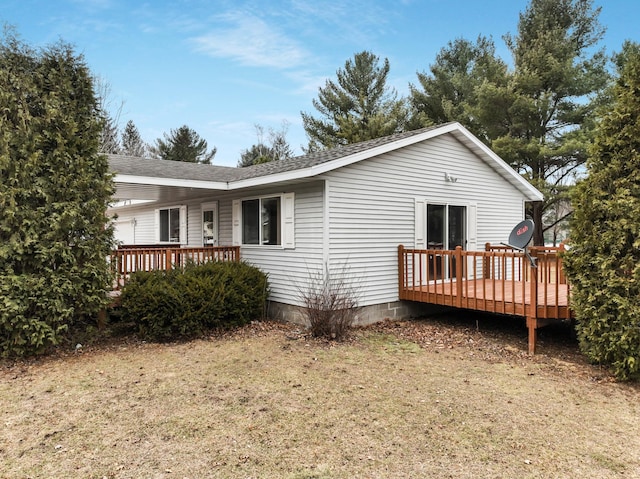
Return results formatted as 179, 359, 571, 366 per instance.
4, 0, 639, 166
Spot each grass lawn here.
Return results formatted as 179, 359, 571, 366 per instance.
1, 313, 639, 478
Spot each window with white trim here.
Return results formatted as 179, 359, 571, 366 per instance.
155, 205, 187, 244
232, 193, 295, 248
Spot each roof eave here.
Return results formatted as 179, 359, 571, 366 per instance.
115, 174, 229, 190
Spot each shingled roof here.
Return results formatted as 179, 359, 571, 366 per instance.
110, 122, 543, 201
109, 124, 444, 184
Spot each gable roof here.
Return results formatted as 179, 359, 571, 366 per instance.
110, 122, 543, 201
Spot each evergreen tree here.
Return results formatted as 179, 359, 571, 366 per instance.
563, 42, 640, 381
238, 143, 273, 168
121, 120, 147, 157
269, 121, 294, 161
99, 114, 121, 154
409, 36, 508, 142
151, 125, 216, 164
409, 0, 609, 245
487, 0, 609, 244
0, 30, 115, 356
301, 51, 408, 151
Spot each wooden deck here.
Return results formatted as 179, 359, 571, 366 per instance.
398, 244, 572, 354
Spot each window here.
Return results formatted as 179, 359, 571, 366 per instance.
232, 193, 295, 248
155, 205, 186, 243
242, 196, 281, 245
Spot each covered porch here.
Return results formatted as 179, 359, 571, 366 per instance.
109, 245, 241, 290
398, 244, 573, 354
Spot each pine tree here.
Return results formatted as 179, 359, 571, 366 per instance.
488, 0, 609, 244
409, 0, 609, 245
301, 51, 407, 151
99, 114, 121, 154
151, 125, 216, 164
95, 78, 123, 154
0, 30, 115, 356
409, 36, 508, 142
563, 42, 640, 381
121, 120, 147, 157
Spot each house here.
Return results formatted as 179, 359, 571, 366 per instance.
108, 122, 544, 324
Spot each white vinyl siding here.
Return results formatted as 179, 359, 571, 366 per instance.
323, 133, 526, 307
231, 184, 323, 306
108, 133, 530, 312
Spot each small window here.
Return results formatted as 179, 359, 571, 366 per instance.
242, 196, 281, 245
233, 193, 294, 248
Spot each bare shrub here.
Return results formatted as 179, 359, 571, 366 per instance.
298, 263, 361, 340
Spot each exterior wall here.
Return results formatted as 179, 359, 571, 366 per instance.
228, 181, 325, 306
109, 181, 326, 307
322, 133, 527, 308
110, 206, 157, 245
109, 133, 530, 317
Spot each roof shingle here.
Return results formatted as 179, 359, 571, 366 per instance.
109, 124, 445, 183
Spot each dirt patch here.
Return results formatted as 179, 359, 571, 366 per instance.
1, 313, 638, 478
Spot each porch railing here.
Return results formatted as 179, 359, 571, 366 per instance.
398, 244, 571, 321
109, 245, 240, 290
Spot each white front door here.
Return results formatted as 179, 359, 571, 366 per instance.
201, 202, 218, 245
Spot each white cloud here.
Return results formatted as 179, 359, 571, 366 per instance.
190, 13, 308, 69
288, 0, 395, 44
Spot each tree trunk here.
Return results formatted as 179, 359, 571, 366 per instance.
531, 201, 544, 246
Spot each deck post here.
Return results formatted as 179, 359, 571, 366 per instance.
455, 246, 463, 308
484, 243, 491, 279
526, 317, 538, 355
398, 245, 405, 300
527, 249, 539, 354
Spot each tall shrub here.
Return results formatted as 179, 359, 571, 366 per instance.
298, 263, 361, 340
0, 30, 115, 356
563, 42, 640, 380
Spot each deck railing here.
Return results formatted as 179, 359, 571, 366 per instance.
398, 244, 571, 321
109, 245, 241, 290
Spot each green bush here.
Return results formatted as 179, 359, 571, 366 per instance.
563, 44, 640, 381
120, 261, 268, 342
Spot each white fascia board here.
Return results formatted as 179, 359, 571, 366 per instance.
228, 124, 462, 190
115, 174, 229, 191
451, 126, 544, 201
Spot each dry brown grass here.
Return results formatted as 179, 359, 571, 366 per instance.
1, 314, 639, 479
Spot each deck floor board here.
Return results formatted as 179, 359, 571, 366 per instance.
400, 279, 572, 320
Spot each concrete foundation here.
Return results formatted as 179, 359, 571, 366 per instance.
267, 300, 447, 327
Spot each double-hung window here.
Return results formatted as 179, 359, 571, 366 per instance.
233, 193, 294, 248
